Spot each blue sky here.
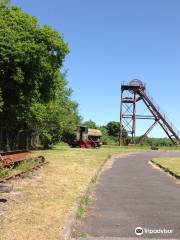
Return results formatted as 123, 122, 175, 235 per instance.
11, 0, 180, 137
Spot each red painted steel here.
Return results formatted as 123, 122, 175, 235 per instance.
119, 80, 180, 145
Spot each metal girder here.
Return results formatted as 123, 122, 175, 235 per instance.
120, 90, 136, 145
119, 81, 180, 145
139, 121, 158, 144
139, 91, 179, 144
123, 115, 155, 120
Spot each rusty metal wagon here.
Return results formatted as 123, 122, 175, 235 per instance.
0, 150, 29, 168
68, 126, 102, 148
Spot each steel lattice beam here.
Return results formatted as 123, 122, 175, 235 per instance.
119, 80, 180, 145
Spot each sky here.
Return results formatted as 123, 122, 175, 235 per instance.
10, 0, 180, 137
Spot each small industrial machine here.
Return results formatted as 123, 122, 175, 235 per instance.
68, 126, 102, 148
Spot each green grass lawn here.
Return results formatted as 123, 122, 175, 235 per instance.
152, 157, 180, 176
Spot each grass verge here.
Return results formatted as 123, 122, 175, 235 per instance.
0, 144, 146, 240
75, 153, 111, 221
151, 157, 180, 178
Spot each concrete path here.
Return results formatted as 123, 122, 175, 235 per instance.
73, 151, 180, 239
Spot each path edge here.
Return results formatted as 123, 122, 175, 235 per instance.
60, 152, 134, 240
151, 159, 180, 180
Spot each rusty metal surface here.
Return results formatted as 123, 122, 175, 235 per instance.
68, 126, 102, 148
0, 158, 48, 183
0, 150, 29, 168
88, 129, 102, 137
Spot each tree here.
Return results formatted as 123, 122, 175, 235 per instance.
0, 88, 3, 112
98, 126, 109, 144
83, 120, 97, 129
0, 0, 10, 8
106, 121, 120, 138
26, 72, 81, 148
105, 121, 128, 144
0, 3, 80, 150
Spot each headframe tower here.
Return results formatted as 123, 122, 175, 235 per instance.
119, 80, 180, 145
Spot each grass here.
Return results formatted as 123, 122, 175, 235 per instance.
0, 168, 10, 179
0, 157, 42, 180
0, 144, 179, 240
76, 205, 85, 220
152, 157, 180, 177
0, 144, 145, 240
103, 144, 180, 151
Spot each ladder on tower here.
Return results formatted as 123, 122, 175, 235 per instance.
138, 89, 180, 144
120, 80, 180, 145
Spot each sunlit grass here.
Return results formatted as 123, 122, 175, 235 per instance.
152, 157, 180, 176
0, 157, 42, 180
0, 144, 144, 240
1, 143, 179, 240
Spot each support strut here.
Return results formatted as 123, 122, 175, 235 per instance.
139, 121, 158, 144
119, 80, 180, 145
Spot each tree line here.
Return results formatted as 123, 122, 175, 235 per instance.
0, 1, 126, 150
83, 120, 173, 147
83, 120, 127, 145
0, 1, 173, 150
0, 1, 80, 150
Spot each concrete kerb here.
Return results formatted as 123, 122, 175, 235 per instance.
151, 159, 180, 180
60, 152, 138, 240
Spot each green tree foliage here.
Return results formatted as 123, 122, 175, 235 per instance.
138, 137, 173, 147
0, 88, 3, 112
98, 126, 110, 144
106, 121, 120, 138
83, 120, 97, 129
26, 72, 80, 148
88, 121, 127, 145
0, 4, 80, 149
102, 121, 127, 145
0, 0, 10, 8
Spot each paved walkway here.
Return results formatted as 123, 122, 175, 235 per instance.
73, 151, 180, 239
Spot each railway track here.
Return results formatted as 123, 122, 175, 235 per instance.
0, 150, 30, 168
0, 151, 48, 184
0, 160, 48, 183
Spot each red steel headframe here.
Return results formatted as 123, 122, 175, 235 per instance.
119, 80, 180, 145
